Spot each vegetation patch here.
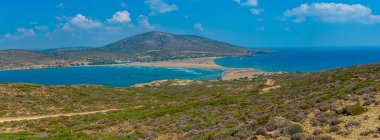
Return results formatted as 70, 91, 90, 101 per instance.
342, 104, 367, 116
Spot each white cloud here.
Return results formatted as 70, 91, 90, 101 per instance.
138, 15, 155, 30
256, 18, 264, 22
107, 11, 131, 24
120, 2, 127, 7
35, 26, 50, 31
284, 27, 290, 31
285, 3, 380, 24
2, 28, 36, 40
234, 0, 258, 6
145, 0, 178, 15
17, 28, 36, 36
56, 3, 64, 8
274, 16, 288, 22
255, 26, 264, 31
250, 8, 264, 15
194, 23, 204, 32
63, 14, 102, 30
3, 34, 18, 40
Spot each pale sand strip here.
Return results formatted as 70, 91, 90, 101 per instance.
0, 109, 120, 123
126, 57, 223, 69
126, 57, 264, 80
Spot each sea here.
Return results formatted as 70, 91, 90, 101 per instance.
1, 47, 380, 86
215, 47, 380, 72
0, 66, 226, 87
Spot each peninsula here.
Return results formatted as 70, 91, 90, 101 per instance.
126, 57, 262, 80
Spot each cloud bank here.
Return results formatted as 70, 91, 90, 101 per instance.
285, 3, 380, 24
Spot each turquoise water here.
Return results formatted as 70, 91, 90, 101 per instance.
215, 47, 380, 72
0, 66, 226, 87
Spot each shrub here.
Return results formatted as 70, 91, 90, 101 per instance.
342, 104, 367, 116
312, 128, 323, 136
286, 124, 304, 135
291, 133, 307, 140
320, 94, 332, 100
257, 115, 270, 125
345, 121, 361, 131
224, 129, 239, 137
328, 125, 341, 132
255, 128, 267, 136
314, 135, 334, 140
300, 103, 312, 110
265, 118, 289, 131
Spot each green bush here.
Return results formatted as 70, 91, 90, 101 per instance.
257, 115, 270, 125
300, 103, 312, 110
343, 104, 367, 115
286, 124, 304, 135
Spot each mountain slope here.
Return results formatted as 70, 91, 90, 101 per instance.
0, 50, 58, 70
62, 31, 255, 63
96, 31, 253, 59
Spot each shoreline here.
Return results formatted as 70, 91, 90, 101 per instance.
0, 57, 264, 81
125, 57, 264, 80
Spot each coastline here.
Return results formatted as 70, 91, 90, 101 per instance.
125, 57, 264, 80
0, 57, 264, 81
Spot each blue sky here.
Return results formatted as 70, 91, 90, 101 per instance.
1, 0, 380, 50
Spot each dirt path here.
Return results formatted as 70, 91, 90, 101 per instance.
0, 109, 120, 123
261, 79, 281, 93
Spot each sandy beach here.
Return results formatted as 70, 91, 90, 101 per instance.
126, 57, 224, 69
127, 57, 264, 80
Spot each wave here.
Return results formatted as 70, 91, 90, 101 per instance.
166, 68, 202, 75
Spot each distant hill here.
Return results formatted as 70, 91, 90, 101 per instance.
0, 31, 261, 69
44, 46, 95, 52
56, 31, 257, 63
0, 50, 54, 70
97, 31, 254, 59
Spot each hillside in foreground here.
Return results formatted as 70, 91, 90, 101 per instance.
0, 32, 258, 70
0, 63, 379, 139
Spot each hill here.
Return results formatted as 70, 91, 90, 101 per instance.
0, 63, 379, 139
44, 46, 95, 52
54, 31, 256, 64
0, 32, 258, 69
0, 50, 64, 70
96, 31, 254, 60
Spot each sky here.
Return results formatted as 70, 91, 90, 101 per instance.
1, 0, 380, 50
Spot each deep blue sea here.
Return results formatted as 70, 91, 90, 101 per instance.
215, 47, 380, 72
0, 66, 225, 87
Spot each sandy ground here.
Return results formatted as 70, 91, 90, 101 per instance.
126, 57, 224, 69
261, 79, 282, 93
127, 57, 263, 80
